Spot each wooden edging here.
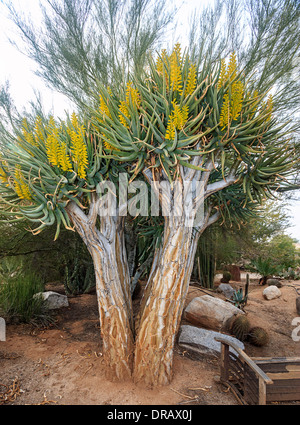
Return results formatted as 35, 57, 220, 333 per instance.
215, 336, 273, 385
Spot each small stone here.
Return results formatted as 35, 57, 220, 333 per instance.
263, 285, 281, 300
266, 278, 282, 288
34, 291, 69, 310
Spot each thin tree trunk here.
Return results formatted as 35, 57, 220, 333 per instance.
66, 201, 134, 381
133, 218, 194, 385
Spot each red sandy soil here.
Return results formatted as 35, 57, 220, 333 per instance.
0, 278, 299, 405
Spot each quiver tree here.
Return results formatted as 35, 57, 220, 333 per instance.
0, 44, 296, 385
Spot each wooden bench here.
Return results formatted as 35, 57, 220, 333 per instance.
215, 336, 300, 405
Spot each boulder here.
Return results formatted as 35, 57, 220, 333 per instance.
266, 278, 282, 288
178, 325, 245, 358
217, 283, 234, 299
184, 295, 244, 331
296, 297, 300, 315
34, 291, 69, 310
263, 285, 281, 300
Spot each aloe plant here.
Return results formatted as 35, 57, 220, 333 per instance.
0, 44, 296, 386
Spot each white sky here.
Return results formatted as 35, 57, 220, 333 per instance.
0, 0, 299, 241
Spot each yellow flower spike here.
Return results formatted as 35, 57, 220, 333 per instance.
0, 167, 8, 185
58, 142, 72, 172
118, 82, 141, 128
231, 81, 244, 120
227, 51, 238, 81
165, 118, 176, 140
99, 94, 112, 119
217, 59, 227, 90
165, 101, 189, 140
185, 63, 197, 96
172, 43, 182, 67
45, 117, 61, 167
119, 100, 131, 128
67, 115, 88, 179
219, 52, 244, 129
71, 112, 79, 129
34, 116, 44, 144
156, 49, 169, 74
46, 116, 73, 173
20, 118, 38, 147
14, 165, 32, 200
220, 94, 231, 130
169, 44, 183, 94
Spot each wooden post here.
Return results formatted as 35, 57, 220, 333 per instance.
259, 376, 267, 405
220, 342, 229, 382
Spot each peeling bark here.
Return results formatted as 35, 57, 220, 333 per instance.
66, 200, 134, 381
133, 218, 194, 385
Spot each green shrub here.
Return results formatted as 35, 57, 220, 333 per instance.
0, 270, 50, 325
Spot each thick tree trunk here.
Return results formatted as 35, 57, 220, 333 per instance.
66, 201, 134, 381
90, 243, 134, 381
133, 217, 194, 385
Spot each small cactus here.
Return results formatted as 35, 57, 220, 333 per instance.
248, 326, 269, 347
231, 315, 251, 341
221, 271, 231, 283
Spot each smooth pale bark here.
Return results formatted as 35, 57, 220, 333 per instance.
66, 200, 134, 381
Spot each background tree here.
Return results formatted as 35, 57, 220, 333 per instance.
6, 0, 176, 109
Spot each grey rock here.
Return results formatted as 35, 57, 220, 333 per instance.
178, 325, 244, 358
34, 291, 69, 310
263, 285, 281, 300
266, 278, 282, 288
217, 283, 234, 299
184, 295, 244, 331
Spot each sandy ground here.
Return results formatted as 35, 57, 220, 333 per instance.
0, 277, 299, 405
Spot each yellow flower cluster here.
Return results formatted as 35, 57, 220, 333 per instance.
99, 87, 112, 120
156, 44, 197, 97
68, 113, 88, 179
219, 52, 244, 130
118, 82, 141, 129
21, 118, 37, 147
0, 158, 9, 186
46, 117, 72, 173
165, 101, 189, 140
185, 63, 197, 96
169, 43, 183, 94
14, 165, 31, 200
156, 49, 169, 75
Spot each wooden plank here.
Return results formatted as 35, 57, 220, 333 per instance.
269, 381, 300, 390
267, 371, 300, 380
253, 357, 300, 363
258, 363, 300, 374
268, 385, 300, 397
215, 337, 273, 385
267, 392, 300, 402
